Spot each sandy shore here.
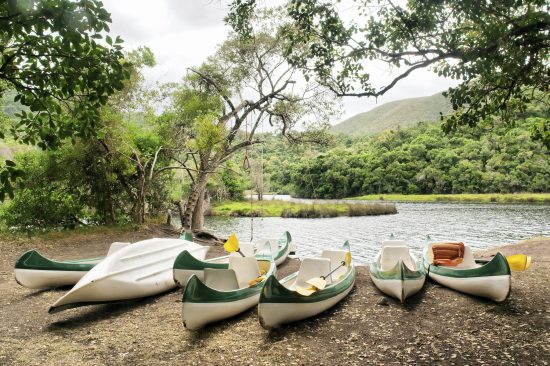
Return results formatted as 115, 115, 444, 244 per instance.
0, 226, 548, 365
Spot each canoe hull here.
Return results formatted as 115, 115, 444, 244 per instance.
49, 239, 207, 313
183, 293, 260, 330
15, 268, 88, 289
428, 272, 511, 302
423, 248, 512, 302
258, 276, 355, 329
370, 276, 425, 302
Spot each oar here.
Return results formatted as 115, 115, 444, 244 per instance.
506, 254, 531, 271
224, 233, 245, 257
297, 252, 352, 296
475, 253, 532, 271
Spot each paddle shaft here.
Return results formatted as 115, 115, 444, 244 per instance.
321, 260, 346, 280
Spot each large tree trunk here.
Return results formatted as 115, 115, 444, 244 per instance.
191, 189, 205, 231
182, 170, 209, 230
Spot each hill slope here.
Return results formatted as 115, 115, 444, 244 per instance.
333, 92, 453, 135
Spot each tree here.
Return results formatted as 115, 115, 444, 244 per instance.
228, 0, 550, 146
169, 13, 338, 230
0, 0, 129, 199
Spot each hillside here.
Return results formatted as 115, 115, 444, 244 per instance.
333, 92, 453, 135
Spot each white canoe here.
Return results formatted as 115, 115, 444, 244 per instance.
49, 238, 208, 313
423, 242, 511, 302
182, 254, 276, 330
369, 240, 426, 302
258, 242, 355, 329
14, 242, 129, 289
173, 231, 292, 287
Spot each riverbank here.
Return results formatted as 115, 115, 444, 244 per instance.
210, 200, 397, 217
0, 227, 548, 365
347, 192, 550, 203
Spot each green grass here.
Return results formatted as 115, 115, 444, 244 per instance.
346, 193, 550, 203
210, 200, 397, 218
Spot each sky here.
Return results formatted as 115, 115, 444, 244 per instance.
102, 0, 459, 123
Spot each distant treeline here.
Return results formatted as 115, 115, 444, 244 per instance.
265, 110, 549, 198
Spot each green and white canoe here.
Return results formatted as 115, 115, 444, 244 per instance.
182, 247, 276, 330
423, 242, 511, 302
14, 242, 129, 289
369, 240, 425, 302
173, 231, 292, 287
258, 242, 355, 329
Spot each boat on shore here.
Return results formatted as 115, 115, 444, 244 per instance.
369, 240, 425, 302
14, 242, 129, 289
173, 231, 292, 287
182, 246, 275, 330
49, 238, 208, 313
258, 242, 355, 329
423, 242, 511, 302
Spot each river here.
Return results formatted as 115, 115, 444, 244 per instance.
197, 198, 550, 264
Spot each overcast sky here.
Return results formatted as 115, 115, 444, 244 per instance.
102, 0, 459, 123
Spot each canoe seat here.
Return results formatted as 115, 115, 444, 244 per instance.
432, 242, 465, 266
229, 242, 255, 257
380, 246, 415, 271
256, 238, 279, 256
204, 269, 239, 291
321, 250, 349, 281
296, 258, 332, 288
228, 256, 260, 288
382, 240, 406, 247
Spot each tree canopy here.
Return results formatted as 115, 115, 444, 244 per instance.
0, 0, 129, 199
227, 0, 550, 145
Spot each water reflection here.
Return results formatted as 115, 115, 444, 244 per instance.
196, 202, 549, 264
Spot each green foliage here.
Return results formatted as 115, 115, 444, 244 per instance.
0, 0, 130, 199
267, 116, 550, 198
228, 0, 550, 146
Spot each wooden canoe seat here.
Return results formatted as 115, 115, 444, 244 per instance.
228, 256, 260, 288
321, 250, 348, 281
204, 269, 239, 291
432, 242, 465, 266
296, 258, 332, 288
380, 246, 415, 271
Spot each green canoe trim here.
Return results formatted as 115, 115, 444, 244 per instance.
274, 231, 291, 262
370, 258, 425, 281
424, 252, 511, 278
15, 250, 97, 272
182, 260, 276, 303
173, 250, 229, 271
259, 265, 356, 304
173, 231, 292, 271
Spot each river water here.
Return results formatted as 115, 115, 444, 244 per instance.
198, 199, 550, 264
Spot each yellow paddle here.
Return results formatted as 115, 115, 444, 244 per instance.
224, 233, 245, 257
297, 252, 352, 296
506, 254, 532, 271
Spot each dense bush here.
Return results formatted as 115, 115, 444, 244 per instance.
273, 117, 550, 198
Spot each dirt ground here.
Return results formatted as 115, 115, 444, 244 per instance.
0, 226, 549, 365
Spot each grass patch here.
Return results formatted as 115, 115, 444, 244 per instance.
210, 200, 397, 218
347, 193, 550, 204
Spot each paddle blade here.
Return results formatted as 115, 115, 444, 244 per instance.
306, 277, 327, 290
344, 252, 352, 267
295, 285, 317, 296
507, 254, 531, 271
224, 233, 240, 253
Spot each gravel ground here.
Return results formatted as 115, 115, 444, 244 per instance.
0, 226, 549, 365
